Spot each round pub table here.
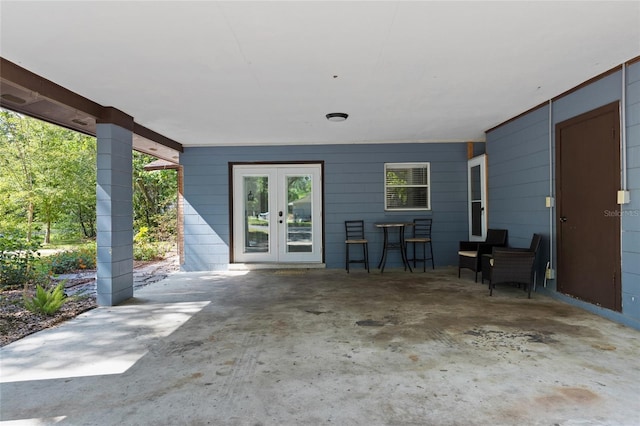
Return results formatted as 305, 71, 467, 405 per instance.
374, 222, 413, 273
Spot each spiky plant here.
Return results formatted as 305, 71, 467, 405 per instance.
23, 282, 66, 315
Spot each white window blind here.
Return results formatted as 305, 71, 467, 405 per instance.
384, 162, 431, 211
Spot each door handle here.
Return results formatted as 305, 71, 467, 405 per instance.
560, 217, 567, 223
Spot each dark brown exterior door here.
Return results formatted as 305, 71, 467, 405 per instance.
556, 102, 621, 311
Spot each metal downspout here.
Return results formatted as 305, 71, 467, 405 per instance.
621, 63, 628, 192
546, 100, 554, 287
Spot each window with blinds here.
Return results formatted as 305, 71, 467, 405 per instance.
384, 163, 431, 211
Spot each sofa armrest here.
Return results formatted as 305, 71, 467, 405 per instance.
490, 250, 536, 284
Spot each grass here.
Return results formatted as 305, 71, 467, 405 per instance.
41, 240, 95, 252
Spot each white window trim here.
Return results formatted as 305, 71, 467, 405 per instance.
384, 162, 431, 211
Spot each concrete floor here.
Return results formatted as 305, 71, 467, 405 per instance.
1, 267, 639, 426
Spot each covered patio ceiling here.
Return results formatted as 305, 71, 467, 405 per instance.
1, 1, 639, 150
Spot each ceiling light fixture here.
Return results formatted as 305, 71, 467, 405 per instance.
326, 112, 348, 122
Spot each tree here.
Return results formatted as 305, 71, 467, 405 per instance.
0, 110, 96, 242
60, 133, 96, 238
287, 175, 312, 202
0, 110, 40, 240
132, 152, 177, 240
1, 110, 176, 246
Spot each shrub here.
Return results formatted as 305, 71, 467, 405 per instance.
23, 282, 66, 315
134, 241, 171, 261
0, 234, 41, 289
134, 226, 150, 244
46, 247, 96, 274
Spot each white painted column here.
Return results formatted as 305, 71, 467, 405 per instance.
96, 123, 134, 306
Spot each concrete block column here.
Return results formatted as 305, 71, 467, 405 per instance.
96, 123, 134, 306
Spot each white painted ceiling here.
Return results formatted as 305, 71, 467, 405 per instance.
1, 1, 639, 147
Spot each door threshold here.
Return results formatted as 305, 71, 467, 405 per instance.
229, 263, 326, 271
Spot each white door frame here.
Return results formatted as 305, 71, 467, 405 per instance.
468, 154, 488, 241
232, 163, 323, 263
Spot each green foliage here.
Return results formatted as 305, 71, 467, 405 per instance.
23, 282, 66, 316
61, 134, 97, 239
1, 112, 177, 250
134, 226, 151, 243
134, 241, 172, 261
46, 247, 96, 274
247, 217, 268, 226
287, 175, 312, 203
133, 152, 178, 238
152, 207, 177, 243
134, 227, 174, 260
0, 110, 97, 242
0, 233, 41, 288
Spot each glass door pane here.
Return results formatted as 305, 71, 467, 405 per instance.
467, 155, 487, 241
243, 176, 269, 253
233, 166, 277, 263
470, 165, 482, 237
286, 174, 313, 253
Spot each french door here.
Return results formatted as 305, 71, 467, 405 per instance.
468, 154, 487, 241
232, 164, 322, 263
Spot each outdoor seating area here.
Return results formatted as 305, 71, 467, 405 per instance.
345, 219, 434, 274
457, 229, 509, 282
457, 231, 542, 299
484, 233, 542, 298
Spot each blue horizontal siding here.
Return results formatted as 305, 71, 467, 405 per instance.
181, 142, 469, 271
553, 72, 622, 123
486, 103, 551, 273
623, 61, 640, 322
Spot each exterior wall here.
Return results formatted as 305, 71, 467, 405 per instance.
485, 105, 551, 278
486, 62, 640, 329
623, 61, 640, 321
181, 143, 469, 271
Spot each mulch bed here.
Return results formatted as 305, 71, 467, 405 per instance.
0, 288, 97, 347
0, 258, 176, 347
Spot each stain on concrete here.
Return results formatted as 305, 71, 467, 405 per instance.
591, 343, 617, 351
535, 387, 600, 407
304, 309, 328, 315
558, 387, 600, 403
355, 319, 385, 327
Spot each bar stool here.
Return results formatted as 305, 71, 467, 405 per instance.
345, 220, 369, 272
404, 218, 434, 272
